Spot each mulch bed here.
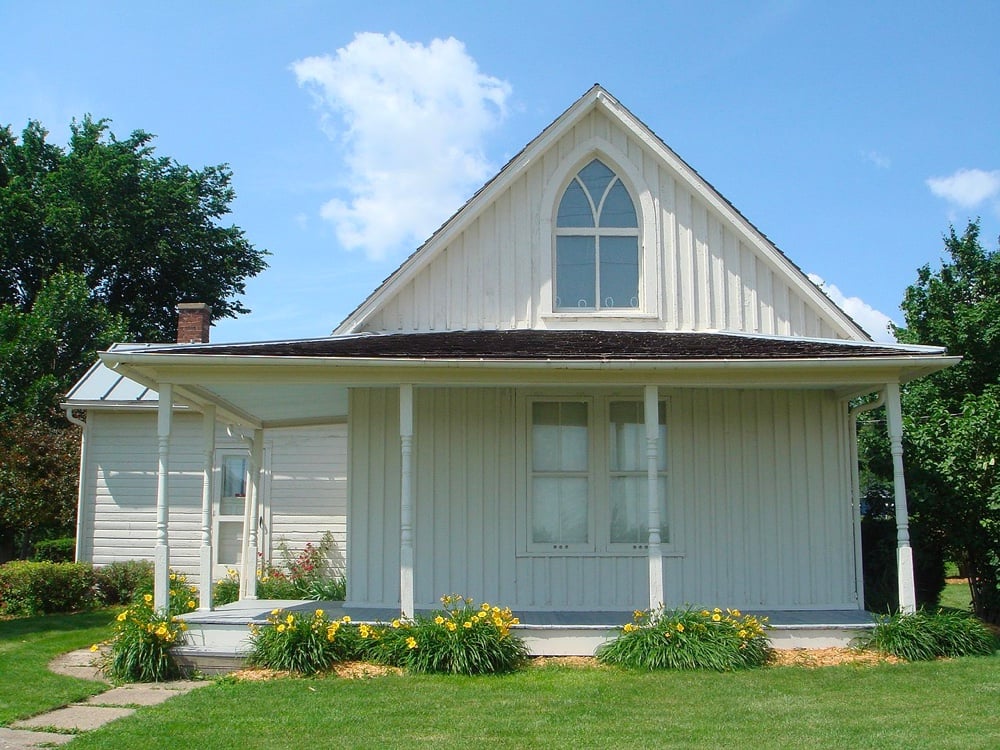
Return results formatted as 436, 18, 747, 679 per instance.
230, 650, 904, 680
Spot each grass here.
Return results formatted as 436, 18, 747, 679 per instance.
0, 610, 112, 725
66, 654, 1000, 749
939, 580, 973, 611
4, 609, 998, 748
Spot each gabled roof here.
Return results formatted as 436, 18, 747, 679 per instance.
335, 84, 869, 340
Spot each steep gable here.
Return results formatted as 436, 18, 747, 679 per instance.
337, 86, 868, 341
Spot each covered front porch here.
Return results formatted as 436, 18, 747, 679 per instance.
173, 599, 879, 673
98, 331, 956, 635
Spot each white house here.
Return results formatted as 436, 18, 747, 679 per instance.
65, 86, 955, 652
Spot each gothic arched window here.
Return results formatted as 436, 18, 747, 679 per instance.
555, 159, 639, 310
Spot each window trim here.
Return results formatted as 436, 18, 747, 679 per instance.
213, 449, 250, 570
522, 394, 670, 557
527, 397, 595, 553
538, 140, 661, 323
554, 161, 641, 312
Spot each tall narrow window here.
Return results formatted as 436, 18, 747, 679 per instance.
216, 454, 248, 566
555, 159, 639, 310
531, 401, 590, 547
608, 401, 668, 546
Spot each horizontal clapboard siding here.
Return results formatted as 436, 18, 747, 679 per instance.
348, 386, 856, 612
362, 107, 842, 340
266, 424, 348, 577
81, 412, 347, 585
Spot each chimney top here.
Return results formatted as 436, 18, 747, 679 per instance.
176, 303, 212, 344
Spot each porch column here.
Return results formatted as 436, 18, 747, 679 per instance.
199, 405, 216, 611
399, 384, 414, 618
645, 385, 664, 610
240, 429, 264, 600
154, 383, 173, 612
884, 382, 917, 613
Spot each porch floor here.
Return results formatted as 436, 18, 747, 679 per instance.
180, 600, 876, 630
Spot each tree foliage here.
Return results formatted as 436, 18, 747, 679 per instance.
0, 115, 267, 559
0, 116, 267, 342
0, 269, 127, 420
0, 415, 81, 560
890, 220, 1000, 623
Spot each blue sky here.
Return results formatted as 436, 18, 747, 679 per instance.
2, 1, 998, 343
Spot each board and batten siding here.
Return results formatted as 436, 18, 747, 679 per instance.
358, 107, 843, 340
80, 411, 347, 584
348, 386, 857, 612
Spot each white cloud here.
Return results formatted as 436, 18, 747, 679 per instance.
862, 150, 890, 169
807, 274, 897, 343
292, 33, 511, 260
926, 168, 1000, 208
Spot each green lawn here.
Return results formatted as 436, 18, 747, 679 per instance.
0, 610, 112, 725
4, 611, 998, 748
939, 580, 973, 611
68, 654, 1000, 749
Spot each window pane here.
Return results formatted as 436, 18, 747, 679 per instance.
610, 477, 667, 544
599, 236, 639, 308
217, 520, 243, 565
222, 456, 247, 498
556, 235, 596, 308
532, 401, 588, 471
220, 456, 248, 516
532, 477, 589, 544
609, 402, 668, 470
532, 402, 561, 470
556, 179, 594, 228
609, 401, 643, 471
578, 160, 614, 205
559, 402, 588, 471
599, 179, 638, 228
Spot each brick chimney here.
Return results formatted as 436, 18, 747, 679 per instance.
176, 303, 212, 344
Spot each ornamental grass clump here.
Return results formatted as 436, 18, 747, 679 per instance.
362, 595, 529, 675
247, 609, 360, 675
858, 609, 997, 661
100, 594, 189, 682
597, 606, 771, 671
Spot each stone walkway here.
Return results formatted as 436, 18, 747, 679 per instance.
0, 649, 208, 749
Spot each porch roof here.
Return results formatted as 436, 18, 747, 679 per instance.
93, 329, 957, 430
123, 329, 939, 361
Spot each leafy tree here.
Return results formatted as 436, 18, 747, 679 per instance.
0, 415, 80, 560
0, 115, 267, 558
0, 269, 127, 420
0, 116, 267, 341
890, 220, 1000, 623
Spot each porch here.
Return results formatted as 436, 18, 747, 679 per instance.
173, 600, 877, 674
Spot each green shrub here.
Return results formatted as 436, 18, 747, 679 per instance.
94, 560, 154, 605
0, 561, 96, 617
31, 537, 76, 563
247, 608, 359, 675
597, 606, 771, 671
361, 595, 529, 675
857, 609, 997, 661
100, 595, 188, 682
213, 534, 346, 605
861, 515, 946, 612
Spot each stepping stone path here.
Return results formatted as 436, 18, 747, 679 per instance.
0, 649, 208, 749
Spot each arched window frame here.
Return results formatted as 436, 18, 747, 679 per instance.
554, 160, 640, 311
539, 141, 659, 322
